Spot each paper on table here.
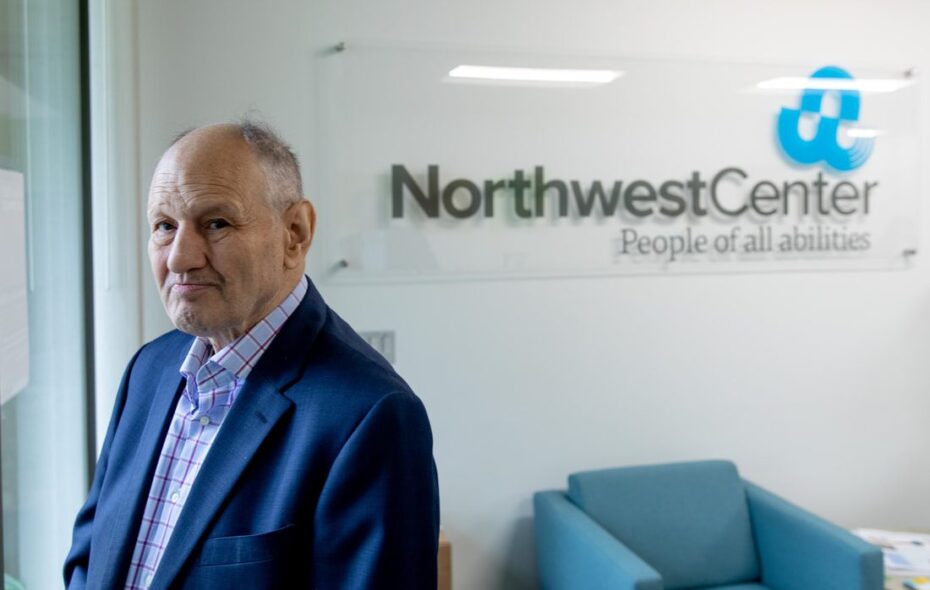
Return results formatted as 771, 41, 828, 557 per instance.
0, 168, 29, 404
854, 529, 930, 575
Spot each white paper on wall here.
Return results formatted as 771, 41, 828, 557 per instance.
0, 168, 29, 404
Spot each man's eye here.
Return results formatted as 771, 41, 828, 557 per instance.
206, 219, 230, 230
154, 221, 175, 232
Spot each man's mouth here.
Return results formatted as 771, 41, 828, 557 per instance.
170, 283, 216, 295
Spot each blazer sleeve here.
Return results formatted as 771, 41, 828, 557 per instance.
62, 348, 142, 589
312, 390, 440, 590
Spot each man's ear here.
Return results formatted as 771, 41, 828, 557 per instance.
282, 199, 316, 270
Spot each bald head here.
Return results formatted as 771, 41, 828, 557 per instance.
166, 120, 304, 212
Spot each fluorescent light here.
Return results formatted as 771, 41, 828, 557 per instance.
757, 77, 913, 93
846, 128, 882, 138
448, 65, 622, 86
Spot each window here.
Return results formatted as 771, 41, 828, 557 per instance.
1, 0, 91, 586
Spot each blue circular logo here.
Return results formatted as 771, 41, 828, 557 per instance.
777, 66, 874, 172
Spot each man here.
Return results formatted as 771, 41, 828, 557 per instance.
64, 122, 440, 589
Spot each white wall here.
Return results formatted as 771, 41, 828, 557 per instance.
105, 1, 930, 588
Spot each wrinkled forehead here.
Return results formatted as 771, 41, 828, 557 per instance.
147, 133, 264, 211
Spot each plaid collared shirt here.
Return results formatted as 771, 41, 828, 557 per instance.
124, 277, 308, 590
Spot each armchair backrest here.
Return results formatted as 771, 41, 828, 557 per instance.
567, 460, 759, 590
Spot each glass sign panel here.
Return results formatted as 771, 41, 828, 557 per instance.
315, 44, 920, 282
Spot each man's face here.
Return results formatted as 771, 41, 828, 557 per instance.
147, 128, 290, 348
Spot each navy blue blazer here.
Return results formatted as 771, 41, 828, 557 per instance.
64, 278, 440, 589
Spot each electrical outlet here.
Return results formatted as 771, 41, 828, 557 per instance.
359, 331, 396, 364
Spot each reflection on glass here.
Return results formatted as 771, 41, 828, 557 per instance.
756, 76, 913, 93
447, 64, 622, 87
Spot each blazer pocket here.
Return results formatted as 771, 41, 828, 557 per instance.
195, 523, 296, 566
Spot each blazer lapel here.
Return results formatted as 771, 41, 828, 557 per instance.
92, 361, 186, 590
149, 379, 293, 589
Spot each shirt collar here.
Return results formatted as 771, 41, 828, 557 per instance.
179, 276, 308, 394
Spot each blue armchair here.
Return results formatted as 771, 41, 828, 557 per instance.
534, 460, 882, 590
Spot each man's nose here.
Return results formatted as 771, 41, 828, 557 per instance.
166, 224, 208, 274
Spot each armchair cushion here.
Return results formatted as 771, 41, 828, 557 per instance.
567, 460, 759, 590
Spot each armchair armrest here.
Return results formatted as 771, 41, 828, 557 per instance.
534, 491, 663, 590
745, 481, 883, 590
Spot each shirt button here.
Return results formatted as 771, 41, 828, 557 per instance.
144, 573, 153, 587
199, 416, 210, 426
170, 491, 181, 503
